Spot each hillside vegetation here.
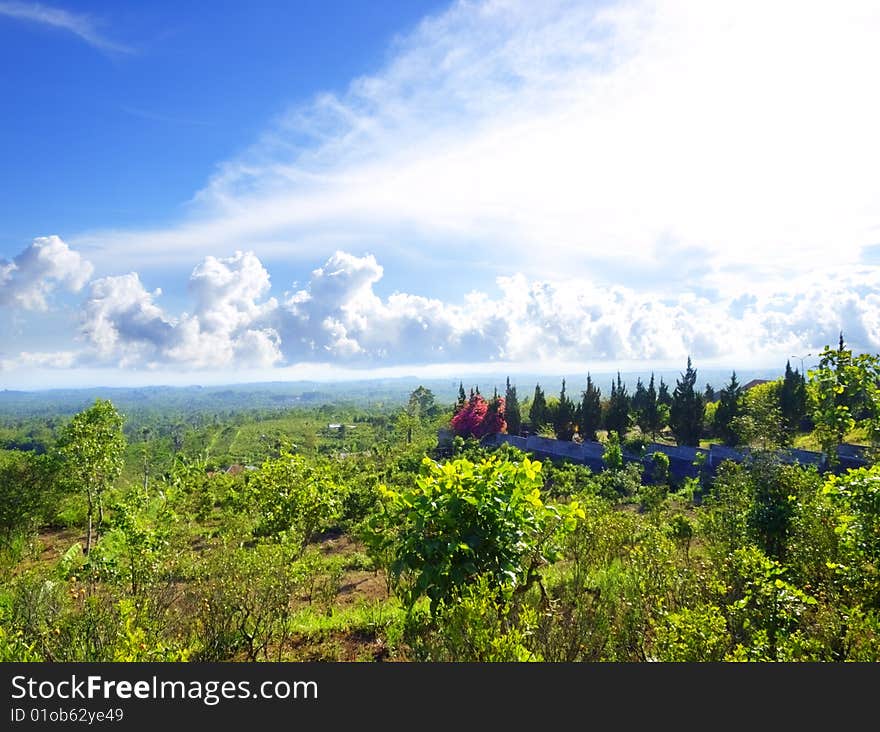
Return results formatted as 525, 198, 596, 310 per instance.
1, 339, 879, 661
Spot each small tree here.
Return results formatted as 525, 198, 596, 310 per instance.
553, 379, 576, 440
578, 374, 602, 441
450, 393, 489, 439
408, 386, 439, 420
670, 357, 705, 447
455, 382, 467, 414
0, 451, 57, 550
602, 431, 624, 472
605, 372, 630, 439
779, 361, 807, 439
658, 378, 672, 407
450, 393, 506, 439
529, 384, 549, 432
57, 399, 126, 554
504, 377, 522, 436
483, 394, 507, 437
714, 372, 742, 446
657, 377, 672, 435
641, 373, 660, 440
704, 383, 716, 403
368, 455, 584, 613
808, 335, 880, 462
247, 450, 340, 553
734, 381, 787, 450
632, 378, 648, 424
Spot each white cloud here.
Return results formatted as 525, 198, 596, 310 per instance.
65, 250, 880, 372
10, 1, 880, 381
72, 0, 880, 293
81, 251, 282, 369
736, 268, 880, 358
0, 1, 131, 53
0, 235, 93, 310
189, 250, 277, 333
0, 350, 77, 371
279, 251, 507, 363
81, 272, 174, 366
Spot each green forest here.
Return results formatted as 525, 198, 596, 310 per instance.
2, 337, 880, 662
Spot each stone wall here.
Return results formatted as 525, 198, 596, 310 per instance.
481, 432, 867, 477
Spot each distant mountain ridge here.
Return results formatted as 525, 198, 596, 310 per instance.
0, 368, 784, 418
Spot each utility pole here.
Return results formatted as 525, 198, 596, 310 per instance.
791, 353, 811, 375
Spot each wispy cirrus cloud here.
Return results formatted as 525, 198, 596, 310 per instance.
0, 1, 131, 53
72, 0, 880, 295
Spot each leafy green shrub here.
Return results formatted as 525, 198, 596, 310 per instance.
602, 432, 624, 471
541, 461, 596, 498
822, 465, 880, 607
649, 451, 670, 484
368, 455, 583, 613
724, 546, 817, 660
623, 433, 649, 455
667, 514, 694, 560
0, 451, 57, 554
244, 451, 341, 551
653, 604, 729, 661
406, 577, 542, 661
597, 462, 643, 500
188, 541, 307, 661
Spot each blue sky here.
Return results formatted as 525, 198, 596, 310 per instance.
1, 0, 879, 388
0, 0, 447, 248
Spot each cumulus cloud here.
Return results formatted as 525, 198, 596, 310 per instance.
70, 250, 880, 371
189, 251, 277, 333
0, 236, 93, 310
81, 251, 281, 369
81, 273, 175, 366
279, 251, 507, 363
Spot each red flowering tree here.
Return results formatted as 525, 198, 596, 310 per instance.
450, 394, 506, 438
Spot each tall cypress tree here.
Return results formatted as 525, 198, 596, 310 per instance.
643, 373, 660, 439
779, 360, 806, 439
632, 378, 648, 427
455, 382, 467, 414
704, 383, 716, 402
670, 357, 704, 447
554, 378, 576, 440
504, 376, 522, 436
529, 384, 548, 431
606, 372, 630, 439
658, 377, 672, 406
714, 371, 742, 446
579, 374, 602, 441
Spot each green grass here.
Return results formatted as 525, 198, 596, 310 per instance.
288, 598, 404, 636
793, 425, 870, 451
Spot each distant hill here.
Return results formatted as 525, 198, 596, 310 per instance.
0, 367, 784, 418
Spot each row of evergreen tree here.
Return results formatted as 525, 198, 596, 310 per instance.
455, 358, 807, 448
